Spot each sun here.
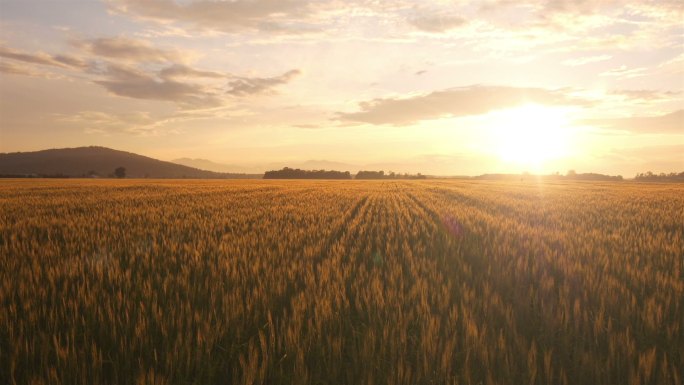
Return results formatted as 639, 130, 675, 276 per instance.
488, 104, 572, 168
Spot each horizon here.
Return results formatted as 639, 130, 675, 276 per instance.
1, 1, 683, 176
0, 144, 674, 178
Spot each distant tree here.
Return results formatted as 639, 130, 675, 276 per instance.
114, 167, 126, 179
563, 172, 623, 181
355, 170, 426, 180
263, 167, 352, 179
634, 171, 684, 182
567, 169, 577, 177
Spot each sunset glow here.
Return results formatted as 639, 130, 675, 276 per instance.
2, 2, 683, 383
491, 105, 572, 168
0, 0, 682, 175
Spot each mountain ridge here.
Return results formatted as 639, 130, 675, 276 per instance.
0, 146, 260, 178
172, 157, 362, 174
171, 157, 247, 173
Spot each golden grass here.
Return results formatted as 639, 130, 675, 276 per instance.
0, 179, 682, 384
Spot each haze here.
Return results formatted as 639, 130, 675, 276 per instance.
0, 0, 682, 176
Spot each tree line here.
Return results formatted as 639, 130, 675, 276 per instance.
263, 168, 427, 180
263, 167, 352, 179
634, 171, 684, 182
355, 170, 426, 179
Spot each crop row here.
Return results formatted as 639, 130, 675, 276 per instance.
0, 179, 681, 384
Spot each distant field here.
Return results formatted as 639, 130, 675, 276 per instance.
1, 179, 682, 385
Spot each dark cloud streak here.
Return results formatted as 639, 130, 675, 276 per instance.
159, 64, 226, 79
0, 45, 88, 70
227, 69, 301, 96
109, 0, 312, 34
337, 85, 589, 126
94, 64, 223, 109
0, 40, 300, 109
75, 37, 185, 62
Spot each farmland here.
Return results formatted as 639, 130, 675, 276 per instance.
0, 179, 682, 385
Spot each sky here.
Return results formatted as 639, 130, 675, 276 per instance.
0, 0, 682, 176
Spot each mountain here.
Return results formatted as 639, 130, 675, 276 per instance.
261, 160, 360, 173
0, 146, 260, 178
171, 158, 244, 173
471, 172, 623, 181
174, 158, 361, 174
298, 160, 359, 172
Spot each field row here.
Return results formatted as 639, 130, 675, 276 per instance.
0, 179, 682, 384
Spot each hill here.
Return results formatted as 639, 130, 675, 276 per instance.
0, 146, 259, 178
472, 172, 623, 181
172, 158, 242, 173
173, 158, 363, 175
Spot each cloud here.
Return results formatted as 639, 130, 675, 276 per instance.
336, 85, 588, 126
96, 0, 684, 63
90, 62, 300, 108
72, 37, 300, 100
108, 0, 467, 37
107, 0, 313, 34
0, 61, 48, 77
159, 64, 226, 79
94, 64, 223, 109
0, 39, 300, 109
561, 54, 611, 66
0, 46, 61, 66
627, 1, 683, 22
227, 69, 301, 96
578, 110, 684, 134
656, 53, 684, 77
409, 15, 467, 33
0, 45, 88, 70
609, 89, 681, 101
292, 123, 322, 129
502, 0, 679, 29
473, 0, 682, 54
600, 65, 647, 78
104, 0, 684, 42
75, 37, 186, 63
539, 0, 618, 15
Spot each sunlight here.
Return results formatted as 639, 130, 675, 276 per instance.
488, 104, 572, 169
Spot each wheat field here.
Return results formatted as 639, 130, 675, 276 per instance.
0, 179, 682, 385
